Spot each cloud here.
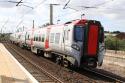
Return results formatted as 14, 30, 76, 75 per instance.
98, 0, 125, 20
63, 0, 125, 20
16, 6, 35, 15
69, 0, 105, 7
0, 0, 18, 8
0, 0, 125, 32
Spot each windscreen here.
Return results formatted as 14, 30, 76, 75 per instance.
74, 26, 85, 42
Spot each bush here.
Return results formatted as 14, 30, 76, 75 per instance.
105, 35, 125, 51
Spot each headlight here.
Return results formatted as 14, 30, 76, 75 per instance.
71, 44, 80, 51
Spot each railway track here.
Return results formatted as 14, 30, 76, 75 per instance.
4, 42, 125, 83
4, 43, 63, 83
83, 67, 125, 83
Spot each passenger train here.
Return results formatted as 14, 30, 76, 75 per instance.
10, 19, 105, 68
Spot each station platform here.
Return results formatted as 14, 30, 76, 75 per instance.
0, 43, 38, 83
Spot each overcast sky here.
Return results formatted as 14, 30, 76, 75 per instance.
0, 0, 125, 33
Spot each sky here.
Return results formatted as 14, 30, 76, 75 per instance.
0, 0, 125, 33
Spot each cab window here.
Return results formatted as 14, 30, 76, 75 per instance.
74, 26, 85, 42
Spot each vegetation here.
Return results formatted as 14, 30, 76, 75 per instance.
0, 33, 10, 41
105, 35, 125, 51
112, 31, 121, 34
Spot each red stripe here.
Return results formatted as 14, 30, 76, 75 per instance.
31, 29, 34, 45
87, 25, 99, 56
45, 28, 51, 49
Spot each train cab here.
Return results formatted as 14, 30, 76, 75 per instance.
72, 19, 105, 68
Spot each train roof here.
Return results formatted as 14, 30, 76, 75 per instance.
64, 19, 101, 25
11, 19, 102, 34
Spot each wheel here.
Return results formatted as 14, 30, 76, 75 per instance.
93, 61, 97, 68
44, 52, 52, 58
63, 59, 70, 68
56, 56, 62, 65
98, 60, 103, 66
37, 49, 41, 56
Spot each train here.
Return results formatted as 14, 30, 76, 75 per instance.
10, 19, 105, 68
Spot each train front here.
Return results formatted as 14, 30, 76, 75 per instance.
73, 19, 105, 68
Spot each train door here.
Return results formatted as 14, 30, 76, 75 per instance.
87, 24, 99, 56
86, 21, 100, 67
63, 25, 70, 51
61, 26, 65, 51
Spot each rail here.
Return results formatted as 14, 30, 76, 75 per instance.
5, 43, 63, 83
84, 67, 125, 83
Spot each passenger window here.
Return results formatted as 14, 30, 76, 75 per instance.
34, 34, 37, 41
50, 33, 54, 43
34, 36, 35, 41
39, 35, 41, 41
65, 30, 69, 40
55, 33, 60, 44
27, 35, 29, 40
36, 35, 38, 41
42, 34, 45, 42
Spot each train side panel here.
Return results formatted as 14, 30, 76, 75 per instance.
31, 28, 46, 54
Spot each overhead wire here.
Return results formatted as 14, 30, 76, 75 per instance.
54, 0, 115, 23
15, 0, 114, 30
63, 0, 70, 9
60, 0, 115, 16
63, 0, 114, 10
19, 0, 47, 19
15, 0, 47, 30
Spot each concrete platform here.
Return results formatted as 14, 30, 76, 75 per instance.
0, 43, 38, 83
